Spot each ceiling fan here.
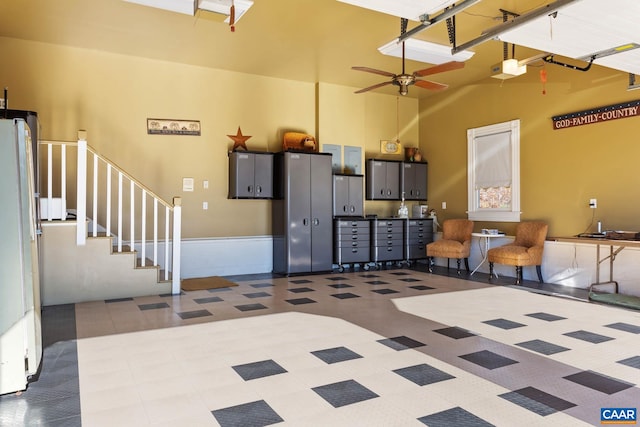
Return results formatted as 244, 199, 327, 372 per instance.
352, 42, 465, 96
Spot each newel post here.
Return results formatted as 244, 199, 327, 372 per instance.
76, 130, 87, 246
171, 196, 182, 295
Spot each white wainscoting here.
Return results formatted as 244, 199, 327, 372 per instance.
141, 236, 274, 279
458, 234, 640, 297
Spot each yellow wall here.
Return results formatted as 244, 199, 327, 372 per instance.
1, 37, 418, 237
420, 65, 640, 237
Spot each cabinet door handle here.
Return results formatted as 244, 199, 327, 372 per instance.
343, 205, 348, 213
303, 218, 309, 226
313, 218, 320, 226
256, 185, 262, 194
350, 205, 355, 213
248, 185, 253, 193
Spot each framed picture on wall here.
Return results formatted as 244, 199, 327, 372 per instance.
147, 118, 201, 136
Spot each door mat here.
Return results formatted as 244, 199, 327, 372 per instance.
589, 292, 640, 311
181, 276, 239, 291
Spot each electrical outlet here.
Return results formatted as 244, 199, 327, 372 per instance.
442, 201, 447, 210
0, 98, 5, 109
202, 201, 208, 210
589, 198, 597, 209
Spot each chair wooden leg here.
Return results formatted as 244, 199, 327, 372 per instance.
515, 266, 522, 285
536, 265, 543, 283
456, 259, 461, 275
464, 258, 470, 272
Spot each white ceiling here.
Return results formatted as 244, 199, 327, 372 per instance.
494, 0, 640, 75
1, 0, 638, 97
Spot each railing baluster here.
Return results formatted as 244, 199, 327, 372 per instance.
141, 189, 146, 267
118, 172, 123, 252
106, 164, 111, 237
165, 206, 169, 281
61, 144, 66, 221
130, 180, 135, 252
47, 143, 53, 221
153, 198, 158, 266
76, 137, 87, 246
92, 153, 98, 237
171, 197, 181, 295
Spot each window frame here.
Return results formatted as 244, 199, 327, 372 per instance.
467, 119, 521, 222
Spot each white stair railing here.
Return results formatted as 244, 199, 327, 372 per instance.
39, 130, 182, 294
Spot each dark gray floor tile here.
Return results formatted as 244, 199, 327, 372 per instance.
250, 283, 273, 288
331, 292, 360, 300
563, 330, 614, 344
409, 285, 434, 290
232, 359, 288, 381
138, 302, 170, 310
243, 292, 271, 298
516, 339, 570, 355
526, 312, 566, 322
235, 303, 268, 312
328, 283, 354, 289
312, 347, 363, 364
434, 327, 477, 339
418, 406, 494, 427
105, 297, 134, 303
507, 386, 576, 413
483, 318, 526, 330
372, 288, 399, 295
617, 355, 640, 369
326, 276, 348, 281
177, 309, 212, 320
459, 350, 518, 370
288, 287, 314, 293
360, 274, 380, 278
289, 279, 312, 284
365, 280, 389, 285
563, 371, 635, 394
393, 363, 456, 386
605, 322, 640, 334
390, 272, 410, 276
378, 336, 426, 351
160, 291, 185, 297
194, 296, 224, 304
285, 298, 316, 305
399, 278, 421, 282
312, 379, 379, 408
212, 399, 284, 427
208, 287, 234, 293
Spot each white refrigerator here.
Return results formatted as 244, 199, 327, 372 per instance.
0, 118, 42, 395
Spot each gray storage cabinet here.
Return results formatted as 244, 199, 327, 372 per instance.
333, 174, 363, 217
272, 152, 333, 274
228, 151, 273, 198
405, 218, 434, 264
402, 161, 428, 201
333, 219, 370, 272
365, 159, 401, 200
370, 218, 405, 267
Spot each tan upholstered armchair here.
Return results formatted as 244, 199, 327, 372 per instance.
488, 221, 548, 285
426, 219, 474, 274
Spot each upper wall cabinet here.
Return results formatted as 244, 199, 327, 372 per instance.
402, 162, 428, 201
365, 159, 401, 200
333, 174, 364, 217
228, 151, 274, 199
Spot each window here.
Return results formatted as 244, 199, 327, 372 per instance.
467, 119, 520, 222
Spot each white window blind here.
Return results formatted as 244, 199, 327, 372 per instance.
474, 132, 511, 189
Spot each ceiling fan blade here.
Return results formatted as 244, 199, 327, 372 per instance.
352, 66, 396, 78
354, 81, 393, 94
415, 79, 448, 91
413, 61, 465, 77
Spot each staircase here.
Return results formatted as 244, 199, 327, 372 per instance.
38, 131, 182, 306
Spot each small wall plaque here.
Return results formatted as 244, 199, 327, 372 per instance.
147, 118, 201, 136
380, 139, 402, 154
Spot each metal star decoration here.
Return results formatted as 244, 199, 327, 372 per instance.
227, 126, 251, 151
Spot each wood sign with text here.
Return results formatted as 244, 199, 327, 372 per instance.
552, 100, 640, 130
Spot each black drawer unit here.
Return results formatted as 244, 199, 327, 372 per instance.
405, 218, 434, 265
333, 219, 371, 272
370, 218, 405, 267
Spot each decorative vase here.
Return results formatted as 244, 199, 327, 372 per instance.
413, 150, 422, 162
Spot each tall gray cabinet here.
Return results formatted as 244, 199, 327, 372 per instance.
273, 152, 333, 274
